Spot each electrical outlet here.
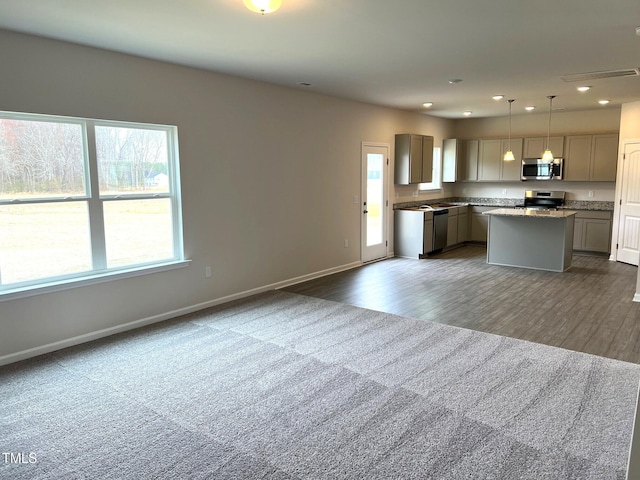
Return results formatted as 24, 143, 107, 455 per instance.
205, 266, 212, 278
588, 190, 595, 198
344, 239, 349, 248
502, 189, 508, 196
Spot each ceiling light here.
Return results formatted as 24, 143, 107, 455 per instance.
492, 95, 504, 100
504, 99, 515, 162
577, 86, 591, 92
448, 79, 462, 84
542, 95, 556, 161
463, 111, 472, 116
598, 99, 610, 105
422, 102, 433, 108
525, 106, 535, 111
243, 0, 282, 14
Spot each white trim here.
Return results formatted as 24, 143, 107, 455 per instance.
0, 260, 362, 366
634, 293, 640, 303
0, 260, 191, 302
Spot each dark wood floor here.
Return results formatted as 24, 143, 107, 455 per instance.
282, 246, 640, 364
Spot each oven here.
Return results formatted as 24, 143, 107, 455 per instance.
522, 190, 566, 210
521, 158, 563, 180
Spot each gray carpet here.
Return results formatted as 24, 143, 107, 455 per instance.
2, 290, 639, 479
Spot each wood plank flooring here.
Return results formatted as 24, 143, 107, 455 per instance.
282, 246, 640, 364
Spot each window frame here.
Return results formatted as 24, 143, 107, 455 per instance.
0, 111, 187, 300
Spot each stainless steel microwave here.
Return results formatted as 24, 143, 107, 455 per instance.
521, 158, 563, 180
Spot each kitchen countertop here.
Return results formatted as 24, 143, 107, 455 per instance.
394, 197, 613, 212
483, 208, 578, 218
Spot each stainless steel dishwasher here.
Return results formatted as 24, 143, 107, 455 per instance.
432, 208, 448, 252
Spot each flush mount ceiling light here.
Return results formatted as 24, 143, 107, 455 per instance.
243, 0, 282, 14
422, 102, 433, 108
577, 86, 591, 92
542, 95, 556, 162
504, 99, 516, 162
598, 99, 610, 105
492, 95, 504, 100
525, 106, 535, 111
463, 111, 472, 116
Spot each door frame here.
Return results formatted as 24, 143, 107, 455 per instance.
361, 142, 390, 263
611, 139, 640, 264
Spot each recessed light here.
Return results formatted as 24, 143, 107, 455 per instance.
492, 95, 504, 100
422, 102, 433, 108
448, 79, 463, 84
463, 111, 472, 116
525, 106, 535, 111
598, 99, 610, 105
577, 86, 591, 92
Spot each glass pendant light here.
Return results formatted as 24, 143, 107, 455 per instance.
243, 0, 282, 14
542, 95, 556, 161
503, 99, 515, 161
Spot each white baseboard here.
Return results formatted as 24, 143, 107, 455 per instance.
634, 293, 640, 303
0, 260, 363, 367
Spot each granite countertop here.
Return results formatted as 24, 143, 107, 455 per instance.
483, 208, 578, 218
394, 197, 614, 212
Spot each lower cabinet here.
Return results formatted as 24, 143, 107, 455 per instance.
470, 206, 494, 243
457, 211, 469, 243
446, 208, 459, 247
573, 210, 612, 254
394, 209, 434, 258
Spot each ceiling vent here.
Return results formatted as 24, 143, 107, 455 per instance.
561, 68, 640, 82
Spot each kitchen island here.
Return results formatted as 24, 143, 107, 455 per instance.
483, 208, 577, 272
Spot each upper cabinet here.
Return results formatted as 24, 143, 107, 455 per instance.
477, 138, 523, 181
523, 136, 565, 158
463, 139, 479, 181
442, 139, 462, 183
394, 134, 434, 184
564, 133, 618, 181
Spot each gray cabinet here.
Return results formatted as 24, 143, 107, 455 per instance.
523, 136, 564, 158
463, 139, 479, 181
446, 208, 458, 247
573, 210, 612, 253
478, 138, 523, 181
394, 209, 434, 258
394, 134, 434, 184
442, 139, 462, 183
457, 209, 469, 243
564, 133, 618, 181
470, 206, 497, 243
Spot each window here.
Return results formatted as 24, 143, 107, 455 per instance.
419, 146, 442, 191
0, 111, 184, 295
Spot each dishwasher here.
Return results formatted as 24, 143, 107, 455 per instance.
432, 208, 448, 252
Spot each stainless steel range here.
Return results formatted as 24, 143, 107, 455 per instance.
523, 190, 565, 210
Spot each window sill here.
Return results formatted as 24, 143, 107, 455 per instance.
0, 260, 191, 302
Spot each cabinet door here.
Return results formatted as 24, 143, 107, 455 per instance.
421, 136, 434, 183
478, 139, 502, 181
409, 135, 423, 184
463, 140, 479, 181
457, 212, 469, 243
423, 219, 434, 254
591, 133, 618, 181
447, 213, 458, 247
573, 218, 584, 250
442, 139, 459, 183
470, 212, 489, 242
583, 219, 611, 252
564, 135, 592, 181
523, 136, 564, 158
500, 138, 523, 181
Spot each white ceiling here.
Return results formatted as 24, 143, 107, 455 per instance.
0, 0, 639, 118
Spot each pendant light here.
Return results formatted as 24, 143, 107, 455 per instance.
243, 0, 282, 14
542, 95, 556, 161
503, 99, 515, 161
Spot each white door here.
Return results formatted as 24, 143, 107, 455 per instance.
616, 142, 640, 266
361, 143, 389, 263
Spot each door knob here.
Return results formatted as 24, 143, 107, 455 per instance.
363, 210, 368, 214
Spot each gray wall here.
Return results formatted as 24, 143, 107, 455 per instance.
0, 29, 455, 362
